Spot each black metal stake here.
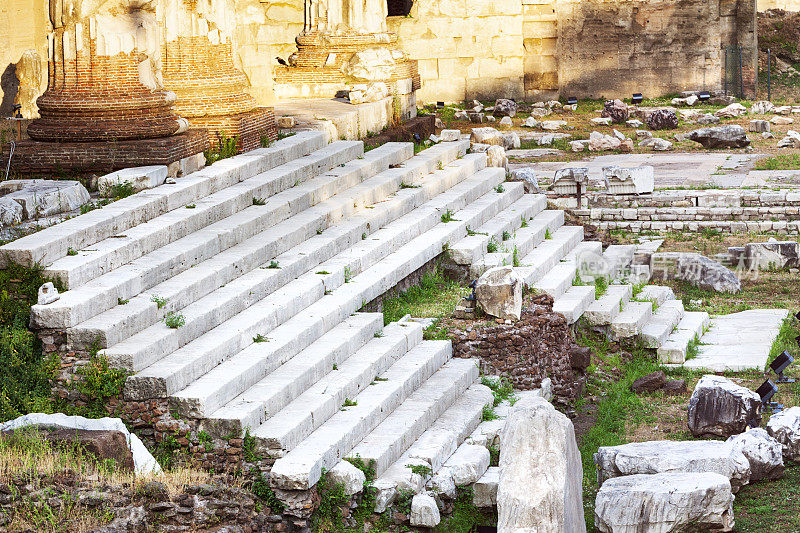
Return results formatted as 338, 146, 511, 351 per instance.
768, 48, 772, 102
739, 46, 744, 99
724, 48, 728, 96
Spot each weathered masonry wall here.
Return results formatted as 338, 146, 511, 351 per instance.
557, 0, 756, 100
387, 0, 526, 103
389, 0, 757, 103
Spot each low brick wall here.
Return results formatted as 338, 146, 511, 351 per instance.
449, 294, 590, 405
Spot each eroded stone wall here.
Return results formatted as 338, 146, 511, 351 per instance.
387, 0, 525, 103
758, 0, 800, 10
0, 0, 48, 118
557, 0, 725, 99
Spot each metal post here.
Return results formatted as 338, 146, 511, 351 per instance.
738, 46, 744, 99
724, 48, 728, 96
576, 182, 583, 209
768, 48, 772, 102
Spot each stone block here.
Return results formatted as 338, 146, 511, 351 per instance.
602, 166, 654, 195
687, 375, 762, 438
0, 179, 90, 219
98, 166, 168, 197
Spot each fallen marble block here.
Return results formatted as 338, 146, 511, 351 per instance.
594, 472, 734, 533
687, 375, 762, 438
766, 406, 800, 462
594, 439, 750, 492
726, 428, 784, 482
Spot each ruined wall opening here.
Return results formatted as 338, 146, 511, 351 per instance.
387, 0, 413, 17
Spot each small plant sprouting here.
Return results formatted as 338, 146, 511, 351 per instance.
373, 376, 388, 382
164, 311, 185, 329
66, 247, 78, 256
545, 228, 552, 239
344, 266, 353, 283
440, 210, 458, 223
151, 295, 168, 309
512, 246, 520, 267
362, 232, 367, 240
317, 228, 324, 235
487, 239, 499, 253
595, 276, 608, 299
437, 161, 443, 171
117, 297, 129, 305
253, 334, 269, 343
374, 331, 385, 338
481, 404, 499, 421
186, 203, 196, 209
502, 230, 511, 241
252, 197, 266, 206
399, 182, 420, 189
495, 184, 505, 193
267, 260, 280, 269
466, 227, 487, 237
316, 270, 330, 275
520, 216, 529, 228
341, 398, 357, 409
406, 464, 433, 478
332, 363, 338, 370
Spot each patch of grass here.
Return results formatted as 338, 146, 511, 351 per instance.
520, 216, 529, 228
768, 316, 800, 370
66, 247, 77, 256
575, 328, 661, 530
685, 333, 701, 361
106, 181, 135, 199
481, 404, 499, 421
185, 203, 196, 209
441, 210, 459, 223
163, 311, 185, 329
382, 266, 466, 325
205, 133, 239, 166
734, 465, 800, 532
253, 334, 269, 343
267, 260, 280, 269
545, 228, 552, 239
494, 184, 505, 193
595, 276, 608, 299
252, 197, 266, 206
117, 297, 129, 305
754, 153, 800, 170
435, 486, 496, 533
341, 398, 357, 408
399, 182, 420, 189
502, 230, 511, 241
481, 376, 516, 406
487, 239, 499, 253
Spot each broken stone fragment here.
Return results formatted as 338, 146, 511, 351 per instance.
475, 266, 522, 321
687, 375, 762, 438
37, 282, 60, 305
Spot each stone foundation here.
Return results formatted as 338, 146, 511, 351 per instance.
449, 294, 590, 405
3, 130, 209, 173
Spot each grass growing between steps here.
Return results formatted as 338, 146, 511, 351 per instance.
382, 266, 468, 337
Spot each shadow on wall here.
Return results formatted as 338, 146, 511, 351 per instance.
555, 0, 756, 99
0, 63, 19, 117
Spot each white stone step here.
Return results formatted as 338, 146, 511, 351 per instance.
72, 147, 477, 350
515, 225, 584, 286
370, 383, 493, 502
200, 312, 382, 434
603, 244, 636, 282
657, 311, 710, 364
634, 285, 676, 307
269, 340, 453, 490
610, 301, 653, 339
447, 193, 545, 266
584, 284, 633, 326
532, 261, 577, 299
470, 252, 513, 278
640, 299, 685, 348
552, 285, 596, 324
44, 140, 373, 290
562, 240, 603, 265
473, 467, 499, 508
155, 168, 507, 414
252, 320, 425, 451
35, 140, 468, 332
511, 209, 564, 258
348, 357, 480, 475
0, 132, 325, 268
